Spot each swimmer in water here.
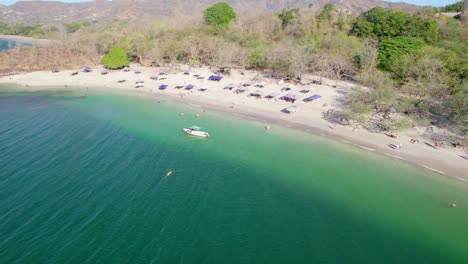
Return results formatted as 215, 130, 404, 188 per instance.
196, 113, 200, 119
180, 112, 184, 117
166, 171, 173, 176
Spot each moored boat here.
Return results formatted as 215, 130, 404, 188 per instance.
183, 126, 209, 138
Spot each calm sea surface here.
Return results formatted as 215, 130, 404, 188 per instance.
0, 38, 16, 52
1, 87, 467, 263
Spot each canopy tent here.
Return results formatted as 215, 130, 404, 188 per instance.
80, 66, 92, 72
281, 93, 300, 103
208, 75, 223, 81
265, 92, 279, 99
175, 84, 184, 89
184, 70, 191, 75
159, 84, 168, 90
118, 79, 126, 83
134, 69, 142, 74
304, 94, 322, 102
101, 69, 109, 75
150, 75, 158, 80
243, 81, 255, 87
283, 105, 299, 114
122, 67, 130, 72
250, 90, 263, 97
254, 81, 267, 88
52, 69, 60, 73
185, 84, 195, 90
235, 87, 247, 93
224, 84, 235, 90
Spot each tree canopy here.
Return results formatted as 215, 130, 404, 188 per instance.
441, 1, 466, 12
351, 7, 438, 42
277, 8, 299, 28
378, 36, 426, 70
101, 47, 129, 69
204, 2, 237, 27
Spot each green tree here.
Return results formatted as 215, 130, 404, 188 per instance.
101, 47, 129, 69
441, 1, 466, 12
204, 2, 237, 27
351, 7, 438, 42
319, 3, 334, 21
277, 8, 299, 28
378, 36, 426, 70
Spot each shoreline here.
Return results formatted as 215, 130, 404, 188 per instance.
1, 67, 467, 181
0, 35, 51, 47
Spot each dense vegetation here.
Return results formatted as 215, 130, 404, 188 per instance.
1, 2, 466, 143
441, 1, 466, 12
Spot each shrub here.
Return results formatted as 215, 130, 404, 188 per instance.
101, 47, 129, 69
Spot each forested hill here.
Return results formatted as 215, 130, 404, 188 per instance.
1, 0, 416, 22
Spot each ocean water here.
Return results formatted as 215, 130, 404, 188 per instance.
0, 38, 32, 52
1, 87, 467, 263
0, 38, 16, 52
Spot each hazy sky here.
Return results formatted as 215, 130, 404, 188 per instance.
0, 0, 461, 7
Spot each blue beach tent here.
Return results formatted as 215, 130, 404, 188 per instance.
304, 94, 322, 102
208, 75, 223, 81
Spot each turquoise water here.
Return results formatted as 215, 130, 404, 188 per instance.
0, 38, 31, 52
0, 39, 16, 52
1, 87, 467, 263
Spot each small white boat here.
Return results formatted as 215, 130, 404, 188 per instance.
183, 126, 209, 138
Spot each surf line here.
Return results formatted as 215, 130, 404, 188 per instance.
234, 113, 258, 121
383, 153, 406, 160
456, 177, 468, 183
358, 145, 375, 151
188, 103, 202, 108
419, 165, 446, 175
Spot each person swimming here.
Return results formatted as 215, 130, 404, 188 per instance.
166, 171, 173, 176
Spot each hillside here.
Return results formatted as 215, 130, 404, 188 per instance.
1, 0, 417, 22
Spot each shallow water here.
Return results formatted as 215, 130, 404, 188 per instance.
1, 88, 467, 263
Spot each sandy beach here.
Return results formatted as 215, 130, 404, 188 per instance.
1, 66, 467, 181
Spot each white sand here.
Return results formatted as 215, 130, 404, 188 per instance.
1, 65, 467, 181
